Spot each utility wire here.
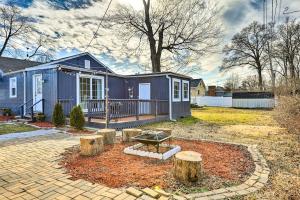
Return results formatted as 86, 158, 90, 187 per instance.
84, 0, 113, 52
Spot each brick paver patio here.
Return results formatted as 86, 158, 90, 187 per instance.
0, 131, 269, 200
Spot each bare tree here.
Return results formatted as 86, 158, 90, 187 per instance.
274, 18, 300, 94
108, 0, 221, 72
223, 73, 240, 91
0, 4, 55, 62
240, 75, 264, 91
221, 21, 269, 91
0, 5, 31, 56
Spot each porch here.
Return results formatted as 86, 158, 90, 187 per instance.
59, 99, 170, 129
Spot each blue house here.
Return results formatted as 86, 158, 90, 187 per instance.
0, 52, 191, 128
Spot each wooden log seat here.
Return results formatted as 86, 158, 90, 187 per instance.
122, 128, 143, 142
97, 129, 116, 144
174, 151, 202, 183
155, 128, 172, 136
80, 136, 104, 156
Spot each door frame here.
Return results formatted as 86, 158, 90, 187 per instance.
32, 74, 43, 112
138, 83, 151, 115
138, 83, 151, 100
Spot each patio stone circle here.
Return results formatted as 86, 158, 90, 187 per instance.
0, 130, 270, 200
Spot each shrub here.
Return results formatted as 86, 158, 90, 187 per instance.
3, 108, 12, 116
190, 103, 201, 108
36, 112, 46, 122
70, 105, 85, 130
52, 103, 65, 127
274, 96, 300, 136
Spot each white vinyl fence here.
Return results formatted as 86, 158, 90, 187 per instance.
191, 96, 275, 108
232, 98, 275, 108
191, 96, 232, 107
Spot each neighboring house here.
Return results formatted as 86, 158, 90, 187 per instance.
0, 52, 191, 128
190, 78, 206, 97
207, 85, 232, 97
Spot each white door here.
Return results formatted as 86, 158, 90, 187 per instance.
139, 83, 151, 114
33, 74, 43, 112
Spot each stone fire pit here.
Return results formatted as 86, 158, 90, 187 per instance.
124, 130, 181, 160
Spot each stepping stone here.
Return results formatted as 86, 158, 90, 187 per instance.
126, 187, 143, 197
172, 195, 187, 200
158, 196, 169, 200
142, 188, 159, 198
154, 188, 171, 197
139, 195, 156, 200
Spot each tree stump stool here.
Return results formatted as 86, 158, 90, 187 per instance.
155, 128, 172, 136
97, 129, 116, 144
174, 151, 202, 183
122, 128, 142, 142
80, 136, 104, 156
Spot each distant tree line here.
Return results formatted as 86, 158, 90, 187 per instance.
221, 19, 300, 95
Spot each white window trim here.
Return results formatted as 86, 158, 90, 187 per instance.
172, 78, 181, 102
9, 77, 17, 98
85, 60, 91, 69
76, 73, 105, 112
182, 80, 190, 101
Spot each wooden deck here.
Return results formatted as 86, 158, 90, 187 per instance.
86, 115, 169, 130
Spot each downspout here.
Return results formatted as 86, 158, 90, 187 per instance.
23, 71, 26, 115
166, 75, 175, 121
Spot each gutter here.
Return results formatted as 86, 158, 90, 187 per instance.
166, 75, 174, 121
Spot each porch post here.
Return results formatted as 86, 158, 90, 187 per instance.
135, 100, 139, 121
155, 100, 158, 117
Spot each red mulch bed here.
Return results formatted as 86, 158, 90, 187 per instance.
0, 116, 15, 122
61, 140, 254, 190
30, 122, 54, 128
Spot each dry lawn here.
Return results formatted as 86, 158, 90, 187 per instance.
145, 107, 300, 200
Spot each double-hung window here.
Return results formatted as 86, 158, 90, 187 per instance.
182, 80, 189, 101
172, 78, 181, 102
9, 77, 17, 98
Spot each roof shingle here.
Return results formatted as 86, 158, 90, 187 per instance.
0, 57, 42, 73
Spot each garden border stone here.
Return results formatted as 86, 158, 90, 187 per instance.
173, 137, 270, 200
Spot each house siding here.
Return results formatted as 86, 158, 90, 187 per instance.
170, 76, 191, 119
57, 54, 109, 72
25, 68, 58, 120
0, 72, 24, 114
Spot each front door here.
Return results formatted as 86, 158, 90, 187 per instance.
139, 83, 151, 114
33, 74, 43, 112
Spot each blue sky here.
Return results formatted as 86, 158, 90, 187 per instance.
1, 0, 300, 85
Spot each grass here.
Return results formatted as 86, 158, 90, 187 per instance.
0, 123, 38, 135
190, 107, 276, 126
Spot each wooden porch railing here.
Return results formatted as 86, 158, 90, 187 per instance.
87, 99, 169, 122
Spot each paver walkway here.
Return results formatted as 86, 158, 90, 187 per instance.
0, 131, 269, 200
0, 132, 135, 200
0, 129, 59, 142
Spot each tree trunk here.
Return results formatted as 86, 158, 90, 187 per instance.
257, 68, 263, 91
0, 36, 10, 56
174, 151, 202, 183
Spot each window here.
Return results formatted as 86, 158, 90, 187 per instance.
172, 78, 181, 102
182, 80, 189, 101
78, 75, 104, 111
9, 77, 17, 98
85, 60, 90, 69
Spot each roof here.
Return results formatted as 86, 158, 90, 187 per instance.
0, 57, 42, 73
191, 78, 203, 87
128, 72, 192, 79
232, 92, 274, 99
